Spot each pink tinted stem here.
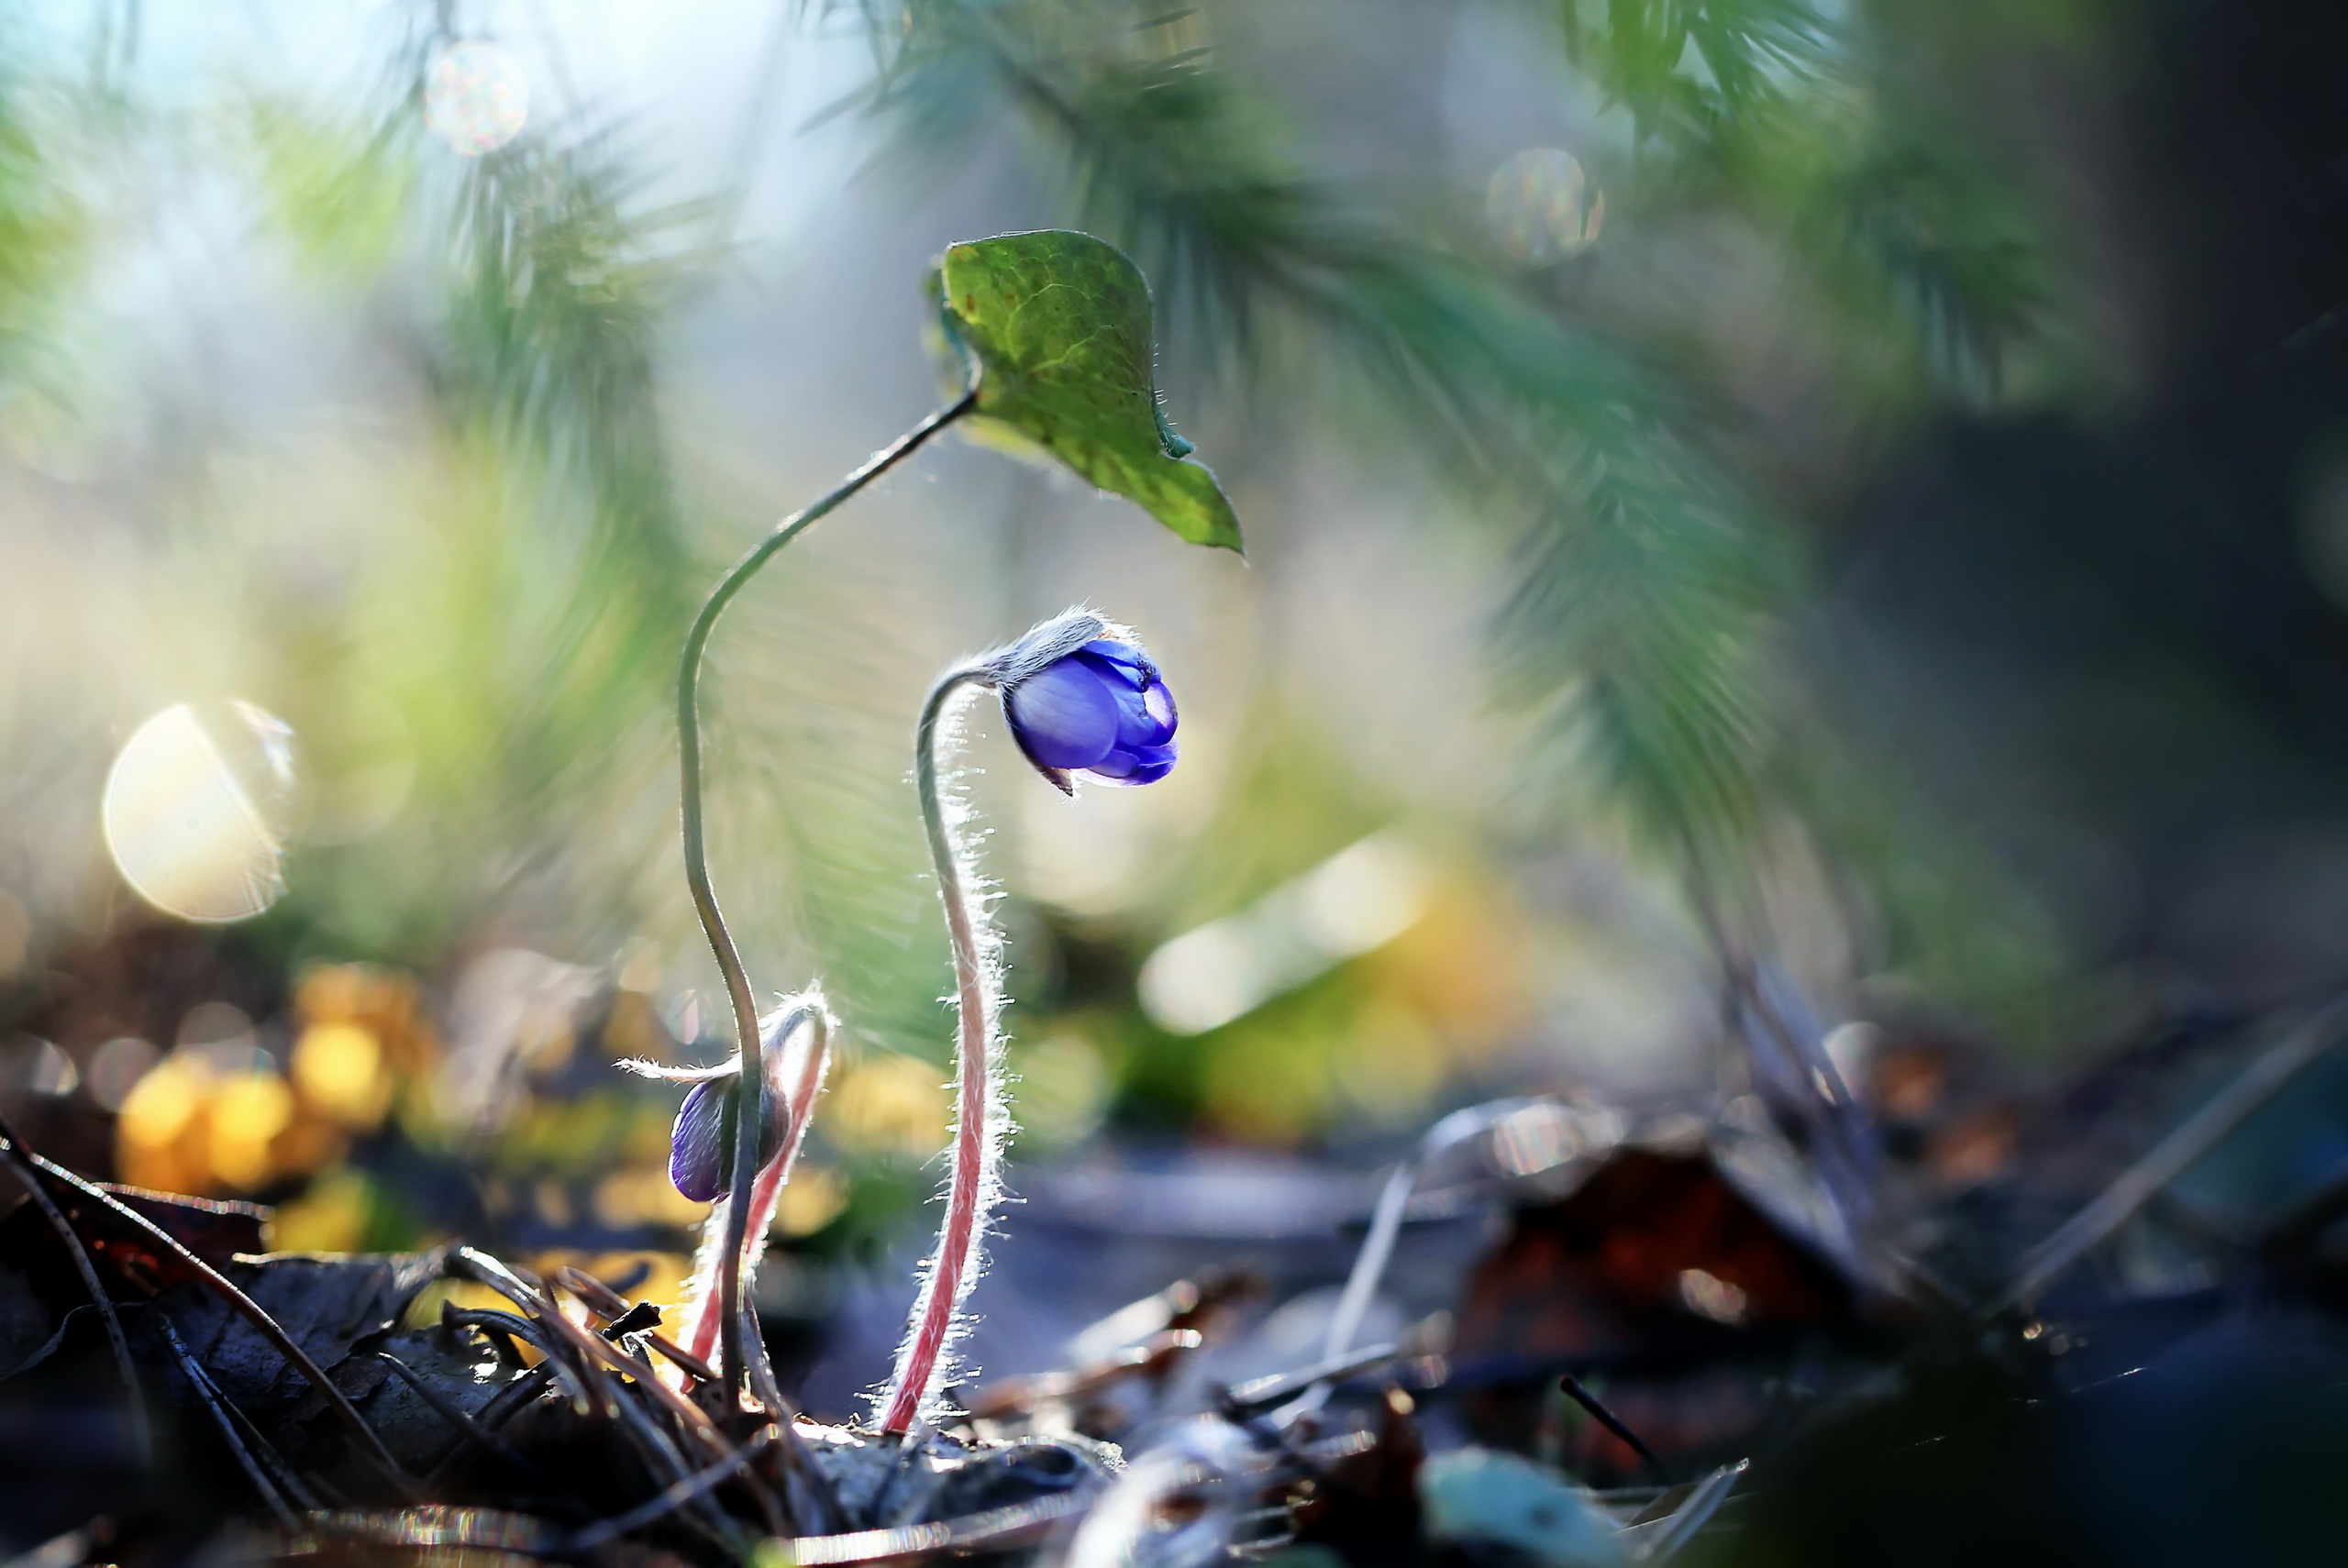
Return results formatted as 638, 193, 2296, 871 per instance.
680, 1006, 833, 1371
878, 673, 999, 1435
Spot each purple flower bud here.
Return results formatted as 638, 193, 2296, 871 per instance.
668, 1075, 785, 1203
1003, 637, 1178, 792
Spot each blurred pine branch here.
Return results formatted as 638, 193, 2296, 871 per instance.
836, 0, 2067, 997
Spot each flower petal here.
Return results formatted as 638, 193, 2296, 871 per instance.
1085, 739, 1178, 787
1102, 680, 1172, 751
670, 1078, 731, 1202
669, 1076, 787, 1202
1078, 639, 1156, 688
1007, 658, 1120, 769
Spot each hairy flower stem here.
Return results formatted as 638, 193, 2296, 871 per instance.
676, 389, 976, 1407
879, 669, 1000, 1434
679, 1003, 834, 1371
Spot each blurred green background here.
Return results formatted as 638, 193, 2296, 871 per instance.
2, 0, 2346, 1325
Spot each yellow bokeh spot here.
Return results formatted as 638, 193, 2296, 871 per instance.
270, 1169, 372, 1253
210, 1073, 294, 1189
1203, 1032, 1327, 1145
594, 1165, 708, 1231
117, 1054, 207, 1154
825, 1055, 949, 1157
293, 1021, 391, 1127
1013, 1032, 1112, 1149
527, 1250, 693, 1314
403, 1277, 548, 1365
1335, 1002, 1445, 1123
772, 1165, 847, 1238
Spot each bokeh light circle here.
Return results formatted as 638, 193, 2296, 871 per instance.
425, 40, 528, 157
1484, 148, 1604, 265
102, 701, 299, 923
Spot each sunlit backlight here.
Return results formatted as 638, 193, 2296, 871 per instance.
593, 1164, 708, 1231
1677, 1266, 1751, 1326
270, 1168, 373, 1253
86, 1037, 159, 1110
293, 1020, 393, 1128
1485, 148, 1604, 265
772, 1164, 849, 1237
116, 1044, 299, 1194
209, 1072, 294, 1188
1014, 1032, 1113, 1149
1140, 833, 1430, 1035
1488, 1100, 1586, 1178
825, 1055, 951, 1157
103, 702, 298, 923
425, 41, 528, 157
0, 1036, 79, 1098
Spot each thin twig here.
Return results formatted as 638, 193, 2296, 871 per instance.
648, 1331, 719, 1386
679, 389, 978, 1404
2000, 994, 2348, 1312
374, 1352, 563, 1493
737, 1305, 845, 1535
427, 1365, 556, 1486
786, 1490, 1095, 1566
564, 1428, 779, 1551
0, 1118, 405, 1484
0, 1122, 150, 1463
1559, 1374, 1675, 1485
158, 1317, 298, 1529
537, 1294, 729, 1452
1641, 1461, 1747, 1563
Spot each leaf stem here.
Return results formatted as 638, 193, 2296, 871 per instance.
679, 1001, 833, 1372
679, 389, 976, 1406
879, 668, 1000, 1434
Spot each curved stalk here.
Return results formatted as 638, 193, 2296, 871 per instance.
679, 1001, 835, 1371
678, 389, 975, 1404
878, 668, 1002, 1434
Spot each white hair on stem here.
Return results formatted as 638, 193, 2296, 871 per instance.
666, 991, 836, 1374
873, 608, 1136, 1433
873, 678, 1013, 1433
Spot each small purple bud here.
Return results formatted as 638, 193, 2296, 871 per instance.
1003, 636, 1179, 792
668, 1074, 785, 1203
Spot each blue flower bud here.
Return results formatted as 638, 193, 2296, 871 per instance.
667, 1073, 785, 1204
1003, 636, 1179, 792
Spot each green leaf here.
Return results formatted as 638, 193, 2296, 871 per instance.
933, 229, 1242, 551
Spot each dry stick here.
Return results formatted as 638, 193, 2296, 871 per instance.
734, 1300, 846, 1535
1643, 1461, 1748, 1565
158, 1317, 300, 1529
0, 1120, 404, 1483
609, 1377, 738, 1542
537, 1294, 730, 1452
564, 1428, 780, 1552
1558, 1374, 1675, 1485
648, 1332, 721, 1386
172, 1333, 327, 1514
427, 1365, 557, 1487
557, 1266, 724, 1386
442, 1304, 542, 1375
737, 1304, 838, 1536
0, 1122, 150, 1462
788, 1491, 1095, 1567
676, 390, 977, 1407
450, 1246, 546, 1309
374, 1352, 565, 1495
1999, 993, 2348, 1314
878, 671, 998, 1435
1279, 1099, 1550, 1425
